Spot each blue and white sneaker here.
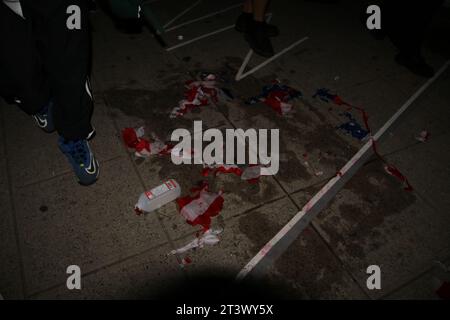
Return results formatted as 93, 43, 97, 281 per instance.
33, 101, 55, 133
58, 137, 99, 186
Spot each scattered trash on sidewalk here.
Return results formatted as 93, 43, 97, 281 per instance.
176, 182, 224, 231
135, 179, 181, 215
169, 228, 223, 256
314, 88, 413, 191
122, 127, 173, 158
170, 74, 233, 118
415, 130, 430, 142
338, 112, 369, 140
245, 80, 302, 115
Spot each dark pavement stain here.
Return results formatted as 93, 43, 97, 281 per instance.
220, 178, 277, 205
238, 208, 347, 298
319, 160, 417, 259
304, 123, 356, 158
273, 226, 349, 299
105, 86, 193, 140
238, 210, 281, 252
278, 149, 312, 182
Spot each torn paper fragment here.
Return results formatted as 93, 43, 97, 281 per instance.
176, 184, 224, 231
384, 165, 413, 191
338, 112, 369, 141
245, 80, 302, 115
170, 73, 233, 118
415, 130, 429, 142
122, 127, 173, 158
169, 228, 223, 255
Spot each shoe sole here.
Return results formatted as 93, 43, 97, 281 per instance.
78, 178, 98, 186
77, 163, 99, 186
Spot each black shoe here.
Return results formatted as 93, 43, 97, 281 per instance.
395, 53, 435, 78
235, 13, 279, 37
246, 21, 274, 58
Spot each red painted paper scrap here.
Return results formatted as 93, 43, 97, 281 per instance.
176, 182, 224, 231
121, 127, 173, 157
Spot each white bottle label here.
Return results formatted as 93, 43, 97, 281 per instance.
145, 180, 176, 200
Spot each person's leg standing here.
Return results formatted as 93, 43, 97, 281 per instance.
235, 0, 279, 57
0, 1, 52, 126
27, 0, 99, 185
387, 0, 444, 77
28, 0, 94, 140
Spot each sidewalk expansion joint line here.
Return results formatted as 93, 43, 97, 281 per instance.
235, 59, 450, 282
165, 3, 242, 32
25, 240, 173, 299
310, 221, 373, 299
235, 36, 309, 81
377, 259, 449, 300
0, 106, 27, 299
163, 0, 203, 29
16, 155, 125, 189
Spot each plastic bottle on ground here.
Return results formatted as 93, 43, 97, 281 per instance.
135, 179, 181, 215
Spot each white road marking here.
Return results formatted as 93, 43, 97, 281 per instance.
235, 36, 309, 81
163, 0, 203, 29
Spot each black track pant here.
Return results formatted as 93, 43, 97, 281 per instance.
384, 0, 444, 57
0, 0, 93, 140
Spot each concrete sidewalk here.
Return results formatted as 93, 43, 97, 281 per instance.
1, 0, 449, 299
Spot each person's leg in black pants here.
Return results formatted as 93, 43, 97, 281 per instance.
385, 0, 444, 77
0, 2, 51, 117
28, 0, 94, 140
0, 0, 99, 185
